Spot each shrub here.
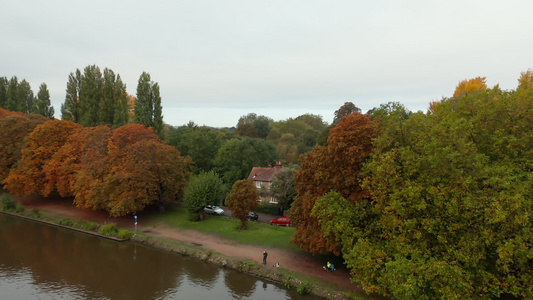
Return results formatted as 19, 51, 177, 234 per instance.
15, 202, 24, 213
59, 219, 74, 226
98, 224, 119, 236
1, 194, 16, 211
255, 201, 279, 215
29, 208, 40, 218
73, 220, 98, 231
118, 229, 133, 239
297, 282, 312, 295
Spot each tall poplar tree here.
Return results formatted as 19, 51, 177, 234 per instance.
6, 76, 18, 112
0, 77, 8, 109
134, 72, 163, 137
79, 65, 103, 126
34, 83, 55, 118
61, 69, 81, 122
17, 79, 34, 114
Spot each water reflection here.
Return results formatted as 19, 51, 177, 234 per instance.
0, 214, 320, 300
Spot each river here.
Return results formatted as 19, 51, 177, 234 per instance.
0, 213, 321, 300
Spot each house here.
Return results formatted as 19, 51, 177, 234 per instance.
247, 161, 284, 204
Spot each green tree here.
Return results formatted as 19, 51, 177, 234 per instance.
226, 179, 258, 230
269, 164, 298, 215
235, 113, 272, 138
168, 122, 224, 174
17, 79, 34, 114
34, 83, 55, 118
0, 77, 7, 108
134, 72, 163, 137
183, 171, 225, 221
79, 65, 103, 126
333, 101, 361, 125
61, 69, 82, 122
213, 137, 278, 187
6, 76, 18, 112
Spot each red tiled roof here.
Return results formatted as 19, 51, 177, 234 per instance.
247, 161, 284, 182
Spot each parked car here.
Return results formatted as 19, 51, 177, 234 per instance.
247, 211, 259, 221
204, 205, 224, 215
270, 216, 290, 226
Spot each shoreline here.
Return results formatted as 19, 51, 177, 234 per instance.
0, 209, 359, 300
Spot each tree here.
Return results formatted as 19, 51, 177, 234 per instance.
333, 101, 361, 125
183, 171, 225, 221
269, 164, 298, 214
79, 65, 103, 126
453, 76, 487, 97
0, 111, 48, 185
235, 113, 272, 138
168, 123, 224, 174
17, 79, 34, 114
0, 77, 8, 109
291, 112, 378, 255
6, 76, 19, 112
226, 179, 258, 230
61, 69, 82, 122
4, 120, 83, 196
213, 137, 278, 187
34, 83, 55, 118
134, 72, 163, 137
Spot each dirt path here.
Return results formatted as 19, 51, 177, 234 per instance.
18, 197, 368, 297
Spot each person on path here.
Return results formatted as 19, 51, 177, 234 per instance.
263, 251, 268, 265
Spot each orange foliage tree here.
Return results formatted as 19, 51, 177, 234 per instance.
291, 113, 378, 254
4, 120, 82, 196
0, 111, 48, 185
43, 125, 111, 198
453, 76, 487, 97
71, 124, 192, 216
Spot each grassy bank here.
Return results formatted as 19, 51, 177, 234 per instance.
143, 205, 301, 251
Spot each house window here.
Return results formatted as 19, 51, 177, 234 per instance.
270, 197, 278, 204
256, 181, 262, 188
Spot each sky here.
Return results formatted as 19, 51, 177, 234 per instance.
2, 0, 532, 128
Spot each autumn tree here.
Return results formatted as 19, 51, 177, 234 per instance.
183, 171, 225, 221
321, 77, 533, 299
0, 111, 48, 185
134, 72, 163, 137
453, 76, 487, 97
291, 112, 378, 254
226, 179, 258, 230
4, 120, 82, 196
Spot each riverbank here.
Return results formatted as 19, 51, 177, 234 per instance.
2, 196, 376, 300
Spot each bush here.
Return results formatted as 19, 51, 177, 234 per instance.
297, 282, 312, 295
15, 202, 24, 213
1, 194, 16, 211
98, 224, 119, 236
118, 229, 133, 239
73, 220, 98, 231
30, 208, 41, 218
255, 201, 279, 215
59, 219, 74, 226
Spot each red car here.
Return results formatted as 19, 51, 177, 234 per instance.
270, 216, 291, 226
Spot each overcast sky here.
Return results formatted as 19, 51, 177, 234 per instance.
2, 0, 532, 127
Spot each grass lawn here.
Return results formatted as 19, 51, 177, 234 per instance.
142, 205, 301, 252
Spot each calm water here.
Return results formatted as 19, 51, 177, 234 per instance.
0, 214, 320, 300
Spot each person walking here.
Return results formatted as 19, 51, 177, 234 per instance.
263, 251, 268, 265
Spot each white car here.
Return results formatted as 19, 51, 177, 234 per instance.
204, 205, 224, 215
